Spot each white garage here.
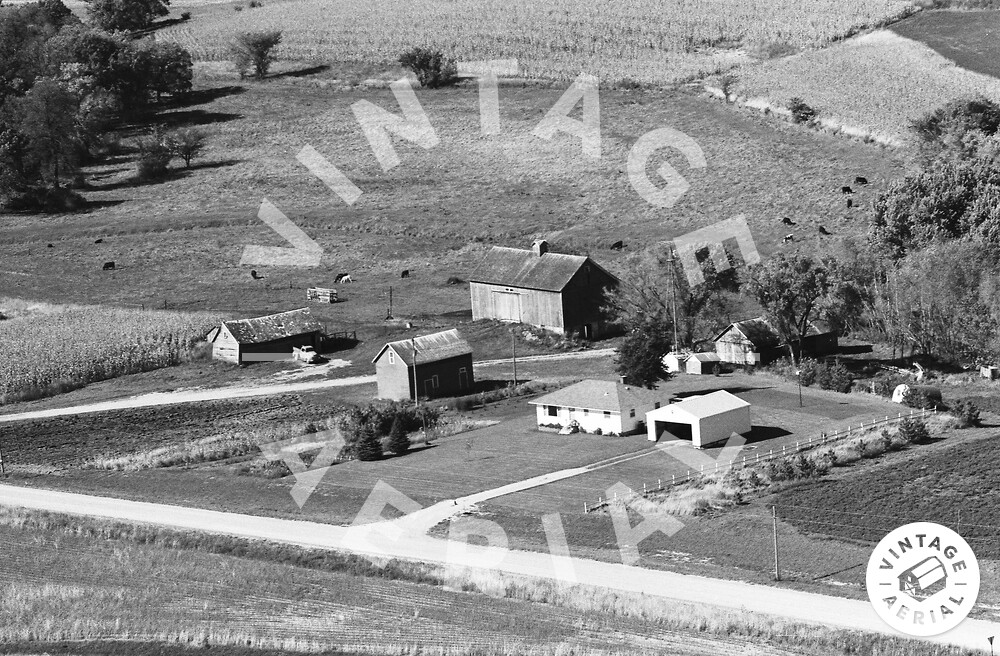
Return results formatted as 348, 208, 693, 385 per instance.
646, 390, 751, 448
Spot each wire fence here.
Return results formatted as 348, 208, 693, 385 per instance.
584, 406, 934, 513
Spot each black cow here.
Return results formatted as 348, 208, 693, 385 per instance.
854, 176, 869, 185
782, 234, 794, 243
401, 269, 410, 278
47, 243, 53, 248
819, 226, 831, 236
102, 261, 115, 271
781, 217, 796, 226
95, 238, 103, 244
334, 272, 349, 283
250, 269, 262, 279
610, 240, 624, 250
847, 198, 853, 208
841, 186, 853, 195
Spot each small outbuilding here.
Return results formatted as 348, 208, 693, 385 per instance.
373, 328, 474, 401
714, 316, 838, 366
208, 308, 324, 364
646, 390, 751, 448
529, 379, 669, 436
663, 352, 689, 374
685, 352, 725, 375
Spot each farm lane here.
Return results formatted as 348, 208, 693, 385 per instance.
1, 483, 997, 652
0, 349, 616, 424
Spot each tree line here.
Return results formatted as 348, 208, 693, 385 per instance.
0, 0, 193, 211
613, 96, 1000, 387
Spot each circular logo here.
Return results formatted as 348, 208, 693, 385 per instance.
866, 522, 980, 636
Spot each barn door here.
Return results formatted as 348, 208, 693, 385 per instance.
491, 291, 521, 322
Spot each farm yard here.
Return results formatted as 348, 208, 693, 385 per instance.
159, 0, 916, 85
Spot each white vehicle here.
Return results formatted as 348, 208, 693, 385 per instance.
292, 345, 321, 364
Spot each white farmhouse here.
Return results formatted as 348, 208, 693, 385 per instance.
529, 379, 670, 436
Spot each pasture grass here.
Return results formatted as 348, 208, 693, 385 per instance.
891, 9, 1000, 80
734, 30, 1000, 143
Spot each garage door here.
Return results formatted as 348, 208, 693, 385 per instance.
491, 291, 521, 322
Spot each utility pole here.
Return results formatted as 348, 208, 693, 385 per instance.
0, 431, 6, 477
772, 505, 781, 581
667, 247, 680, 352
385, 286, 394, 320
957, 508, 962, 536
511, 329, 518, 386
411, 338, 427, 440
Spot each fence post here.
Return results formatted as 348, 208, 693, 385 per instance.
643, 483, 647, 494
584, 502, 588, 513
782, 445, 786, 456
672, 474, 675, 485
743, 456, 746, 466
658, 479, 662, 490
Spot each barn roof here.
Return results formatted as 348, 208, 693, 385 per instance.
221, 308, 323, 345
715, 316, 835, 348
529, 379, 668, 413
650, 390, 750, 421
469, 246, 617, 292
373, 328, 472, 366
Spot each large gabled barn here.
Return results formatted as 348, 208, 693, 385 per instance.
468, 240, 619, 339
208, 308, 324, 364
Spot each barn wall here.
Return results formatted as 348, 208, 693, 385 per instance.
471, 282, 564, 333
802, 333, 838, 356
413, 354, 474, 400
375, 347, 413, 401
212, 326, 241, 363
562, 264, 617, 339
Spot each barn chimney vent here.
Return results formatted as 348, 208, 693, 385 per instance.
532, 239, 549, 256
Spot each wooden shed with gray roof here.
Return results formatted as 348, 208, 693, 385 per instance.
469, 240, 619, 339
373, 328, 474, 401
208, 308, 324, 364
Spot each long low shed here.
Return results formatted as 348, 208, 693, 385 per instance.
646, 390, 751, 448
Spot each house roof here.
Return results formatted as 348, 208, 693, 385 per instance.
220, 308, 323, 345
468, 246, 617, 292
529, 379, 669, 413
372, 328, 472, 366
714, 317, 834, 348
689, 352, 722, 362
648, 390, 750, 421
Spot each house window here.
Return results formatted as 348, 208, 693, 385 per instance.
654, 402, 661, 409
629, 409, 635, 418
548, 406, 558, 417
432, 375, 439, 389
604, 411, 611, 418
583, 409, 589, 416
388, 351, 395, 365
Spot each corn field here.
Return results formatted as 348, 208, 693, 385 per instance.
0, 305, 222, 403
161, 0, 914, 84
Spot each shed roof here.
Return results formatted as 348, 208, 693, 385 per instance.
468, 246, 616, 292
529, 379, 668, 413
690, 352, 722, 362
714, 317, 834, 348
220, 308, 323, 345
648, 390, 750, 421
373, 328, 472, 366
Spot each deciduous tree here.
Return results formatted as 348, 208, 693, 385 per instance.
230, 30, 281, 80
85, 0, 170, 32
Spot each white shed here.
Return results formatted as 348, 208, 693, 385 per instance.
685, 352, 724, 375
646, 390, 751, 448
891, 384, 942, 405
663, 352, 689, 374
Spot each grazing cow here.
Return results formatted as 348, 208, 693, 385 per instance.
340, 274, 353, 283
102, 261, 115, 271
401, 269, 410, 279
250, 269, 262, 279
781, 217, 796, 226
819, 226, 831, 236
841, 186, 853, 195
334, 272, 349, 283
95, 238, 103, 244
446, 276, 464, 285
855, 176, 869, 185
782, 234, 794, 243
610, 240, 624, 250
847, 198, 853, 208
47, 243, 53, 248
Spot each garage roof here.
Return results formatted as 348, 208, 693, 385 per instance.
648, 390, 749, 420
